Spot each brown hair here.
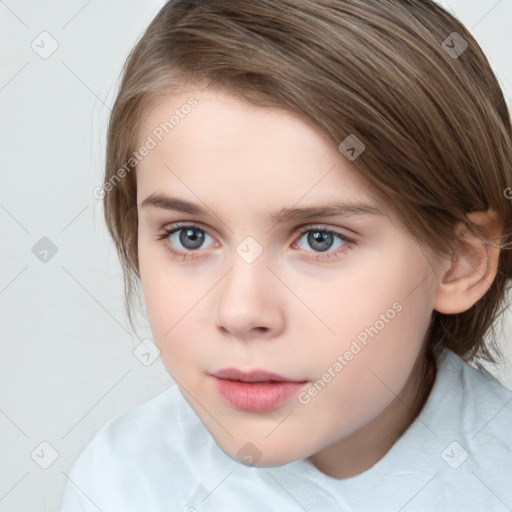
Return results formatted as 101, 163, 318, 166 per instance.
103, 0, 512, 365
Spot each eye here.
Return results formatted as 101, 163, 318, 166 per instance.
156, 223, 354, 263
293, 225, 354, 262
156, 223, 216, 261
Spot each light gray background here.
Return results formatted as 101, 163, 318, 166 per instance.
1, 1, 511, 511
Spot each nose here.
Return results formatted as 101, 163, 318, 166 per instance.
215, 251, 285, 341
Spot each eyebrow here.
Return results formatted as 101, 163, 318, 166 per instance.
140, 192, 383, 223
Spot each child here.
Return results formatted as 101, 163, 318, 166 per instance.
61, 0, 512, 510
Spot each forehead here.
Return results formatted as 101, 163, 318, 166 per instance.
137, 86, 335, 153
135, 88, 375, 200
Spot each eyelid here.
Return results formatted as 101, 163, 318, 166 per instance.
158, 221, 218, 241
294, 223, 355, 241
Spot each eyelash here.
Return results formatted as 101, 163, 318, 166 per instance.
155, 222, 355, 263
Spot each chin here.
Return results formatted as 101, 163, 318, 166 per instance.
216, 437, 309, 469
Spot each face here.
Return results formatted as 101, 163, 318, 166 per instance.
135, 86, 440, 470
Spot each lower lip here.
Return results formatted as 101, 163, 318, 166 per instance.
213, 377, 307, 412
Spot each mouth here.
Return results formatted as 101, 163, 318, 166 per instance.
211, 368, 305, 383
209, 368, 308, 412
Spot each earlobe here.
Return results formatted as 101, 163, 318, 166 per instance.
433, 209, 502, 315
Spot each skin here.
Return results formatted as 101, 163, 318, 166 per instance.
135, 86, 501, 478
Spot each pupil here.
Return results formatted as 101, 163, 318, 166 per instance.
180, 228, 204, 249
309, 231, 333, 252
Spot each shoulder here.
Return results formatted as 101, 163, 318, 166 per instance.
433, 350, 512, 491
81, 384, 203, 466
373, 350, 512, 511
61, 385, 208, 511
441, 349, 512, 431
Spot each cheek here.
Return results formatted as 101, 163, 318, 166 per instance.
141, 274, 186, 341
301, 297, 431, 439
311, 248, 428, 350
138, 248, 214, 375
141, 277, 199, 377
138, 245, 182, 342
138, 233, 183, 315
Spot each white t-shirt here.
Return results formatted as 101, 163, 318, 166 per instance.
61, 349, 512, 512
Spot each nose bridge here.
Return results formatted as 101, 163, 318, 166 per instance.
223, 238, 269, 300
215, 237, 281, 336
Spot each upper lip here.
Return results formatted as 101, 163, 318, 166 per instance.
210, 368, 306, 383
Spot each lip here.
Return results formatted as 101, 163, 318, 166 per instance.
210, 368, 308, 412
211, 368, 304, 383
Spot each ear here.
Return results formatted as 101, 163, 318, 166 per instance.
433, 209, 502, 314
